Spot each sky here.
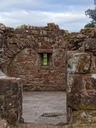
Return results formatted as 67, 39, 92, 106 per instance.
0, 0, 95, 32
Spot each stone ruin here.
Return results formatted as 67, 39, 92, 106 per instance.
2, 23, 67, 91
67, 28, 96, 124
0, 23, 96, 126
0, 23, 23, 125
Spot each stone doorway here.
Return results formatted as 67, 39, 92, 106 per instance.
23, 91, 67, 125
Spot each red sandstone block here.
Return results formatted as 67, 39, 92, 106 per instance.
68, 74, 96, 110
67, 51, 91, 74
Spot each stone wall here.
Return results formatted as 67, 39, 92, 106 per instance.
0, 74, 23, 125
1, 23, 96, 126
0, 24, 23, 125
67, 28, 96, 123
2, 23, 67, 91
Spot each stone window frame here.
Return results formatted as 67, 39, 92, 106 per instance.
38, 49, 53, 68
39, 53, 52, 67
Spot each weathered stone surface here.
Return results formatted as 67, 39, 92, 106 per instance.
0, 23, 96, 126
0, 23, 6, 32
65, 32, 85, 51
90, 56, 96, 73
1, 23, 96, 91
67, 52, 91, 73
0, 118, 8, 128
2, 23, 67, 91
0, 76, 23, 125
16, 123, 96, 128
68, 74, 96, 110
72, 110, 96, 124
0, 24, 6, 66
81, 28, 96, 38
84, 38, 96, 55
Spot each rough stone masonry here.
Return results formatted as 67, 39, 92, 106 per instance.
0, 23, 23, 125
2, 23, 67, 91
0, 23, 96, 126
67, 28, 96, 124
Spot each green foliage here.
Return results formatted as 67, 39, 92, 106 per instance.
43, 53, 48, 66
85, 8, 96, 28
85, 8, 96, 22
84, 21, 96, 28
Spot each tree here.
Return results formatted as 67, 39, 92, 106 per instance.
85, 8, 96, 22
84, 21, 96, 28
85, 8, 96, 28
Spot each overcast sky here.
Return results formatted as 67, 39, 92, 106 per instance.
0, 0, 94, 32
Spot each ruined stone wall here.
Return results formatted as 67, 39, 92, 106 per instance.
0, 75, 23, 125
1, 23, 96, 126
0, 24, 23, 125
2, 23, 67, 91
67, 28, 96, 123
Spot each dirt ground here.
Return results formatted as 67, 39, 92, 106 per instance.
23, 92, 67, 125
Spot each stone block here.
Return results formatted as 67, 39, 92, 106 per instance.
47, 23, 59, 30
72, 110, 96, 124
67, 74, 96, 110
90, 55, 96, 73
84, 38, 96, 55
67, 51, 91, 73
0, 76, 23, 124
